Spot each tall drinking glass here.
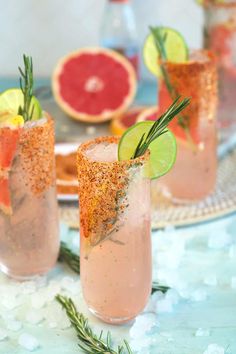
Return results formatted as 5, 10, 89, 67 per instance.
156, 50, 218, 203
204, 1, 236, 139
77, 136, 151, 324
0, 115, 59, 279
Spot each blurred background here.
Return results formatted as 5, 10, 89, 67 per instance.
1, 0, 203, 80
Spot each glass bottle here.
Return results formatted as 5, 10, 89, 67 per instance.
100, 0, 139, 76
77, 136, 151, 324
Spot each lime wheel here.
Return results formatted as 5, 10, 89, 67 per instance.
52, 47, 137, 123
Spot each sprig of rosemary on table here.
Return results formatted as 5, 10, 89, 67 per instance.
149, 26, 193, 143
133, 96, 190, 159
59, 241, 80, 274
59, 242, 169, 294
56, 295, 133, 354
18, 54, 35, 122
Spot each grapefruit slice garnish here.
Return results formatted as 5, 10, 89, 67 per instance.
52, 47, 137, 123
136, 106, 160, 122
110, 106, 145, 136
0, 177, 12, 215
0, 115, 23, 215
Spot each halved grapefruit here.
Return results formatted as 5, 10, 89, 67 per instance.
52, 47, 137, 123
110, 106, 145, 136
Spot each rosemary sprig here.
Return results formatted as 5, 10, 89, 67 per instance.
56, 295, 133, 354
18, 54, 35, 122
58, 242, 169, 294
151, 282, 170, 294
133, 96, 190, 159
149, 26, 193, 143
59, 241, 80, 274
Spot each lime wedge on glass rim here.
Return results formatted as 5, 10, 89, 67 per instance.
0, 88, 42, 120
118, 121, 177, 180
143, 26, 189, 77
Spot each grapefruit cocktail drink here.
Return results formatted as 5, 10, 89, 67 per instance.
77, 137, 151, 324
77, 98, 190, 324
0, 56, 59, 279
203, 0, 236, 139
144, 28, 218, 203
158, 50, 218, 202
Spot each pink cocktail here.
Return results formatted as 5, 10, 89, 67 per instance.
204, 0, 236, 139
156, 50, 218, 202
77, 136, 151, 324
0, 115, 59, 279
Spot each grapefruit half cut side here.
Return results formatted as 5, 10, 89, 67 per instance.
136, 106, 160, 122
52, 47, 137, 123
110, 106, 145, 136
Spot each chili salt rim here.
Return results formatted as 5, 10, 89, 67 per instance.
77, 135, 150, 168
204, 1, 236, 9
163, 49, 217, 69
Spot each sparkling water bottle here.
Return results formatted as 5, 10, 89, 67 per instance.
100, 0, 139, 76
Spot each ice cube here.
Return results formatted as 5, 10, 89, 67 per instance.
7, 320, 22, 332
191, 288, 207, 302
165, 289, 180, 305
2, 296, 20, 310
0, 328, 8, 341
18, 333, 40, 351
204, 275, 217, 286
61, 276, 79, 295
20, 281, 36, 295
44, 301, 71, 330
156, 298, 173, 313
229, 245, 236, 258
203, 343, 225, 354
231, 276, 236, 289
26, 310, 44, 325
129, 313, 158, 339
31, 292, 46, 309
195, 328, 210, 337
208, 232, 232, 249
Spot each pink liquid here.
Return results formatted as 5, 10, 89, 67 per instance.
78, 138, 152, 323
156, 50, 217, 203
0, 117, 59, 279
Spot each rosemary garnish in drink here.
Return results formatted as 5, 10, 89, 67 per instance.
18, 54, 35, 122
56, 295, 133, 354
58, 242, 169, 294
149, 26, 193, 143
132, 96, 190, 159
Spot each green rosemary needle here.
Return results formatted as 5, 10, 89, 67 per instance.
149, 26, 192, 141
18, 54, 35, 122
56, 295, 133, 354
58, 242, 169, 294
132, 96, 190, 159
59, 241, 80, 274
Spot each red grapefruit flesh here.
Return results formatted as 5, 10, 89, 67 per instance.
52, 48, 137, 123
110, 106, 145, 136
0, 177, 12, 215
0, 127, 21, 215
0, 128, 21, 171
136, 106, 159, 122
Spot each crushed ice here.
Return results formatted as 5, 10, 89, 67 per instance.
203, 343, 225, 354
18, 333, 40, 351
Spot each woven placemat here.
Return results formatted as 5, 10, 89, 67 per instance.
59, 148, 236, 230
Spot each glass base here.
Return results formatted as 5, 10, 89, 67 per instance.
89, 307, 135, 325
0, 263, 50, 281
